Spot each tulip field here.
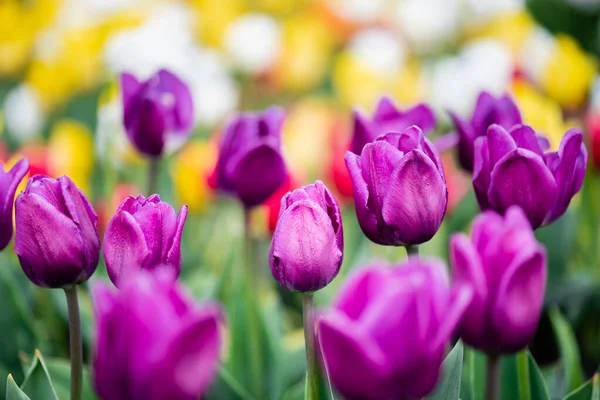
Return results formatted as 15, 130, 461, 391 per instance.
4, 1, 600, 399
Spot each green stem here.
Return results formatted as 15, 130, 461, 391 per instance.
64, 286, 82, 400
302, 293, 318, 400
147, 157, 159, 195
244, 208, 263, 398
516, 351, 531, 400
405, 245, 419, 256
486, 354, 500, 400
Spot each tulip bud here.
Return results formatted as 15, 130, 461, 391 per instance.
318, 258, 472, 399
121, 69, 194, 157
473, 124, 587, 229
449, 206, 547, 354
269, 180, 343, 292
211, 106, 287, 208
0, 158, 29, 251
350, 96, 436, 155
103, 194, 188, 287
449, 91, 522, 171
92, 270, 222, 400
345, 125, 447, 246
15, 175, 100, 288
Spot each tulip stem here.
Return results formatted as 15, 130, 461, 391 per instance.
302, 293, 318, 400
64, 286, 83, 400
486, 354, 500, 400
406, 245, 419, 256
148, 157, 159, 195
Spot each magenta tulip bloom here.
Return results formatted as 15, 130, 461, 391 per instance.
14, 175, 100, 288
121, 69, 194, 157
269, 181, 343, 292
449, 206, 547, 354
92, 270, 222, 400
103, 194, 188, 287
211, 106, 287, 208
345, 126, 447, 246
351, 96, 436, 155
473, 124, 587, 229
318, 258, 472, 400
450, 91, 522, 171
0, 158, 29, 251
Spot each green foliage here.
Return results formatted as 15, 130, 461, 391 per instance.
426, 341, 464, 400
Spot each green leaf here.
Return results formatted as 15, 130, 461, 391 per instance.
466, 348, 487, 400
528, 352, 551, 400
426, 341, 464, 400
206, 367, 255, 400
5, 375, 30, 400
549, 308, 585, 394
19, 354, 96, 400
563, 380, 593, 400
20, 350, 58, 400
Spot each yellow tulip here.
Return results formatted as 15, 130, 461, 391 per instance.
188, 0, 245, 47
274, 10, 335, 92
171, 140, 216, 213
464, 11, 535, 55
540, 34, 597, 109
47, 119, 95, 195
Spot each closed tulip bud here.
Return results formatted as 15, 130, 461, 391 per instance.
351, 96, 436, 155
269, 180, 343, 292
211, 106, 287, 208
121, 69, 194, 157
450, 91, 522, 171
318, 258, 472, 399
345, 126, 447, 246
103, 195, 188, 287
473, 124, 587, 229
15, 175, 100, 288
0, 158, 29, 251
449, 206, 547, 354
92, 270, 222, 400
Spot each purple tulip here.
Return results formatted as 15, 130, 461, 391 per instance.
14, 175, 100, 288
473, 124, 587, 229
0, 159, 29, 251
449, 206, 547, 354
269, 180, 343, 292
351, 96, 436, 155
121, 69, 194, 157
103, 194, 188, 287
318, 258, 472, 400
211, 106, 287, 208
450, 91, 522, 171
92, 270, 222, 400
345, 126, 448, 246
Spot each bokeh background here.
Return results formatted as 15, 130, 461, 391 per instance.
2, 0, 600, 399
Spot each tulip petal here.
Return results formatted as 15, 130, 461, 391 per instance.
449, 111, 476, 171
270, 201, 342, 292
545, 129, 587, 224
60, 176, 100, 274
350, 110, 373, 155
473, 137, 492, 209
124, 97, 167, 157
152, 305, 222, 400
345, 151, 380, 243
509, 125, 545, 159
488, 149, 556, 229
374, 97, 436, 134
318, 312, 394, 399
382, 150, 447, 245
15, 193, 85, 288
433, 282, 472, 350
103, 211, 150, 287
487, 124, 517, 166
334, 265, 392, 321
157, 69, 194, 133
471, 91, 497, 134
165, 205, 188, 274
0, 159, 29, 249
231, 144, 286, 207
120, 72, 140, 108
491, 248, 546, 353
